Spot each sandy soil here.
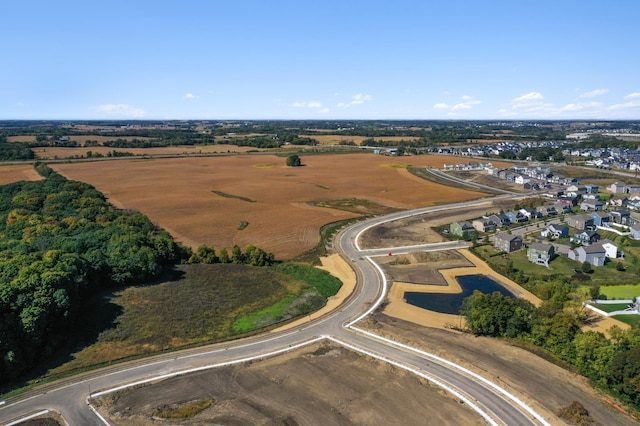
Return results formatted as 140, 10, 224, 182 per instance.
94, 342, 483, 426
272, 254, 357, 332
382, 249, 541, 330
361, 314, 639, 426
0, 164, 43, 184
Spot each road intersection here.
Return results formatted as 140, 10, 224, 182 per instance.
1, 197, 549, 426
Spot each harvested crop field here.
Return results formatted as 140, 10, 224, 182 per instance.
93, 342, 483, 425
53, 153, 486, 259
0, 164, 43, 184
32, 144, 262, 159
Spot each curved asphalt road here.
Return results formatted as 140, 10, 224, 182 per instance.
0, 196, 548, 426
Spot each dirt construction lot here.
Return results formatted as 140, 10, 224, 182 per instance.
93, 317, 637, 426
53, 153, 486, 259
94, 342, 482, 426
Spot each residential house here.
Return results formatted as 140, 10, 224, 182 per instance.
570, 229, 601, 246
589, 212, 611, 227
566, 214, 595, 230
608, 182, 628, 193
520, 208, 539, 220
628, 184, 640, 193
536, 205, 558, 217
630, 223, 640, 240
580, 199, 604, 211
450, 221, 476, 237
493, 233, 523, 253
505, 210, 528, 224
610, 209, 631, 225
556, 204, 573, 214
608, 196, 628, 208
584, 184, 599, 194
515, 175, 531, 185
472, 219, 497, 233
557, 196, 579, 207
541, 224, 569, 239
568, 244, 606, 267
528, 243, 555, 267
487, 214, 511, 228
599, 239, 620, 259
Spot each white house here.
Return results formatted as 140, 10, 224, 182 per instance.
515, 175, 531, 185
599, 239, 620, 259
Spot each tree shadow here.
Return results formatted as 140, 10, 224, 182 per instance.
0, 267, 186, 395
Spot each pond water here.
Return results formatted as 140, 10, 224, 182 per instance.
404, 274, 514, 315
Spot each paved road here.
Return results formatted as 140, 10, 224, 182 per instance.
1, 196, 548, 426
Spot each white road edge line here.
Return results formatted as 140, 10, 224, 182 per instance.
90, 336, 325, 398
345, 256, 387, 327
87, 402, 111, 426
349, 325, 550, 426
5, 409, 49, 426
325, 335, 500, 426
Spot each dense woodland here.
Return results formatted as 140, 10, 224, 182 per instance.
462, 262, 640, 409
0, 164, 190, 383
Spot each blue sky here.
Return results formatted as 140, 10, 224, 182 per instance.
2, 1, 639, 120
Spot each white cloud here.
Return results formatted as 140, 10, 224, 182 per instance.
624, 92, 640, 99
608, 101, 640, 111
319, 108, 330, 113
579, 88, 609, 98
512, 92, 544, 103
292, 101, 323, 108
433, 95, 480, 112
93, 104, 146, 118
182, 93, 199, 99
338, 93, 373, 108
559, 102, 601, 112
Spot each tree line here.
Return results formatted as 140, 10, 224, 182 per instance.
462, 287, 640, 408
0, 165, 191, 383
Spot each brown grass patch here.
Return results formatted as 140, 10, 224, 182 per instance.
53, 153, 486, 259
0, 165, 43, 184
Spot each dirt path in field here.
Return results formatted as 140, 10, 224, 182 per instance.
272, 254, 357, 332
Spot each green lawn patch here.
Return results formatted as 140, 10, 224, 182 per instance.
237, 220, 249, 230
233, 294, 299, 333
600, 284, 640, 300
612, 314, 640, 327
277, 262, 342, 298
212, 190, 256, 202
590, 303, 632, 313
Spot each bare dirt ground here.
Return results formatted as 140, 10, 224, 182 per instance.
0, 164, 43, 184
359, 200, 502, 249
360, 314, 638, 426
94, 342, 483, 426
375, 250, 473, 285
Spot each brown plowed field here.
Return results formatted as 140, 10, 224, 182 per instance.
53, 153, 495, 259
0, 165, 43, 184
31, 144, 261, 160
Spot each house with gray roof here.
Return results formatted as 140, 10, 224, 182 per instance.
493, 233, 523, 253
568, 244, 606, 266
450, 221, 476, 237
540, 224, 569, 239
570, 229, 600, 246
528, 243, 555, 267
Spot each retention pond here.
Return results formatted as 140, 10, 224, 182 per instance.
404, 274, 514, 315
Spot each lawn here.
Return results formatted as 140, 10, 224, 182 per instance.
599, 284, 640, 300
612, 314, 640, 327
474, 245, 639, 285
590, 303, 633, 313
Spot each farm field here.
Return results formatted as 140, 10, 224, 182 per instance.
53, 153, 490, 259
7, 135, 157, 144
0, 164, 43, 184
301, 134, 421, 145
31, 144, 262, 159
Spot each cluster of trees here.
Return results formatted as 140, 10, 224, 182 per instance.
499, 146, 565, 162
286, 154, 302, 167
0, 166, 190, 383
462, 289, 640, 408
0, 140, 35, 161
189, 244, 275, 267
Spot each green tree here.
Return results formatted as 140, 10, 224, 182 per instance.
286, 154, 302, 167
